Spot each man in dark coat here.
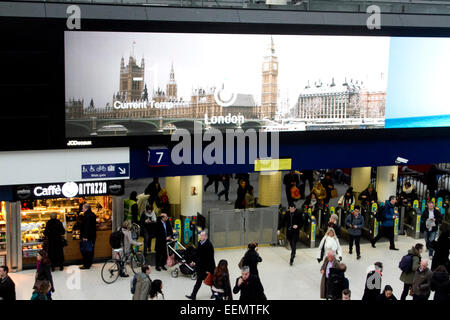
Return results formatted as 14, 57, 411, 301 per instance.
0, 265, 15, 301
204, 175, 220, 194
358, 184, 378, 207
430, 265, 450, 301
144, 177, 161, 208
283, 171, 300, 206
186, 231, 216, 300
79, 204, 97, 270
154, 212, 173, 271
233, 266, 266, 301
44, 213, 66, 271
277, 204, 303, 266
217, 174, 232, 203
362, 262, 383, 301
430, 228, 450, 272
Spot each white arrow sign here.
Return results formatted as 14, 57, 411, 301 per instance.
118, 167, 126, 175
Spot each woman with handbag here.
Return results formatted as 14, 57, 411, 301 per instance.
210, 260, 232, 300
317, 228, 343, 263
44, 212, 66, 271
35, 250, 54, 300
242, 242, 262, 277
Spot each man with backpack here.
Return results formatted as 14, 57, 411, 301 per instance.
371, 196, 399, 251
399, 243, 423, 300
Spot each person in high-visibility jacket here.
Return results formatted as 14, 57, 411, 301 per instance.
124, 191, 139, 224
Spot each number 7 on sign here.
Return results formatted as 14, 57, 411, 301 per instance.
147, 148, 169, 167
156, 152, 164, 163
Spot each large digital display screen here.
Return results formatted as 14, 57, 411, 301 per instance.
64, 32, 450, 138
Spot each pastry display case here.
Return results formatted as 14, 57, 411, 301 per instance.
20, 196, 113, 266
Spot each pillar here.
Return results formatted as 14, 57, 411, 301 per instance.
165, 176, 181, 218
351, 167, 371, 204
180, 175, 203, 217
258, 171, 282, 207
376, 166, 398, 203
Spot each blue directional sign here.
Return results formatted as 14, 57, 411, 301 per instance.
147, 147, 169, 167
82, 163, 129, 179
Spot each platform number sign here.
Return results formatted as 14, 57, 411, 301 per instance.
147, 147, 169, 167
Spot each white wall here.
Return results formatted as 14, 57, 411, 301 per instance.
376, 166, 398, 203
180, 175, 203, 217
0, 148, 129, 185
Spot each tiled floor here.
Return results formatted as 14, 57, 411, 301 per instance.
10, 234, 432, 300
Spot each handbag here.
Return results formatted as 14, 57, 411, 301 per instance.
80, 240, 93, 253
203, 272, 214, 287
290, 186, 301, 200
166, 254, 176, 267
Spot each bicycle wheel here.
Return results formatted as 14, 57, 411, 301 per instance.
129, 252, 145, 274
101, 259, 120, 284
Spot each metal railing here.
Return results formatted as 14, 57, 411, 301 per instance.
207, 206, 278, 248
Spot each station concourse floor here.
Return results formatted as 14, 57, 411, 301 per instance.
10, 235, 432, 300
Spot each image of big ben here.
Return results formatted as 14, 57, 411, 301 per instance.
261, 36, 278, 119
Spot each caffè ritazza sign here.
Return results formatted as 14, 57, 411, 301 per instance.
113, 100, 189, 110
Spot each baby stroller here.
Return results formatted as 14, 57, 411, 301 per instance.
167, 238, 197, 280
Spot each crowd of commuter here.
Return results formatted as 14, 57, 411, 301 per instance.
1, 166, 450, 301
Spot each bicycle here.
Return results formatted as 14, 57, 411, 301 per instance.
101, 244, 145, 284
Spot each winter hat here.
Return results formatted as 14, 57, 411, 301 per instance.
331, 214, 339, 222
346, 187, 353, 194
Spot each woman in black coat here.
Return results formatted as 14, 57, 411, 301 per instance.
44, 213, 66, 271
430, 228, 450, 272
235, 180, 248, 209
430, 265, 450, 301
242, 243, 262, 277
36, 250, 54, 300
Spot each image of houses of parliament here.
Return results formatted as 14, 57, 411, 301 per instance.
294, 75, 386, 128
66, 38, 279, 130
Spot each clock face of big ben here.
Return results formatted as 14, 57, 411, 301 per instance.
273, 63, 278, 71
263, 63, 269, 71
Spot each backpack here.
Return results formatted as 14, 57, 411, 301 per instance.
130, 274, 137, 294
291, 186, 301, 200
109, 229, 124, 249
398, 254, 413, 273
375, 205, 386, 222
327, 271, 346, 300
